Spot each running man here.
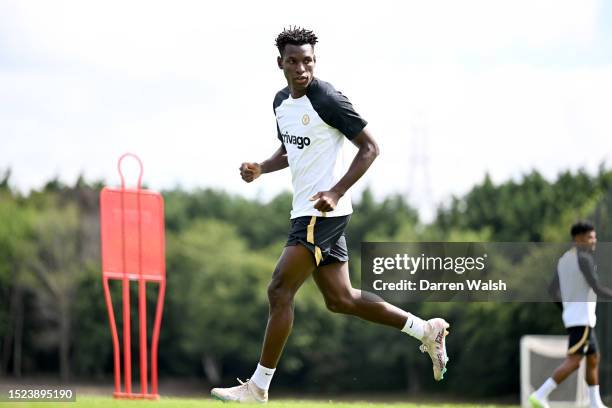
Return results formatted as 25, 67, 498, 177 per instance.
530, 221, 612, 408
211, 27, 450, 403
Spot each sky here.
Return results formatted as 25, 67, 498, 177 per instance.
1, 0, 612, 220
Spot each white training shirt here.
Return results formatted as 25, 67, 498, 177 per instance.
557, 247, 597, 327
273, 78, 368, 219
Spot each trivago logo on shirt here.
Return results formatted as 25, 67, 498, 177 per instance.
281, 131, 311, 149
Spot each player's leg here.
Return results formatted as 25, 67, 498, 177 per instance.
586, 353, 607, 407
313, 260, 409, 328
586, 352, 599, 386
312, 232, 428, 334
552, 353, 583, 383
211, 244, 316, 403
312, 259, 450, 381
530, 326, 591, 408
529, 354, 581, 408
259, 244, 317, 368
585, 330, 606, 408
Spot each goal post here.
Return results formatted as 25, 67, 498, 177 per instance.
520, 335, 589, 407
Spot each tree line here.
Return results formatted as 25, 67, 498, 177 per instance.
0, 167, 611, 397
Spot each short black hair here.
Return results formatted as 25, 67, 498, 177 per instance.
570, 220, 595, 238
275, 26, 318, 55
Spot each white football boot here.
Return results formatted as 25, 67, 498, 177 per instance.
211, 378, 268, 403
419, 318, 450, 381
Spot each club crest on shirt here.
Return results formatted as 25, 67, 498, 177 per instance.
302, 114, 310, 126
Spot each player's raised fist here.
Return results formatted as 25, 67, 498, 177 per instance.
240, 162, 262, 183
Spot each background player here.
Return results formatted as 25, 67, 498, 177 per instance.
531, 221, 612, 408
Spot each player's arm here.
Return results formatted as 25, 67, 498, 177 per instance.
310, 127, 379, 212
240, 144, 288, 183
578, 252, 612, 299
547, 268, 563, 310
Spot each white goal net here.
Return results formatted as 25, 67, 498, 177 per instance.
521, 335, 589, 407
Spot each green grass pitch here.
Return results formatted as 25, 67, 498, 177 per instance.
1, 395, 515, 408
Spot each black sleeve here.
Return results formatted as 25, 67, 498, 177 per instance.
548, 269, 563, 309
323, 92, 368, 140
273, 87, 290, 142
308, 80, 367, 140
578, 251, 612, 299
276, 122, 282, 143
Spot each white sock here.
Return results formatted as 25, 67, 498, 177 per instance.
589, 385, 604, 407
401, 313, 426, 340
534, 377, 557, 400
251, 363, 275, 391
